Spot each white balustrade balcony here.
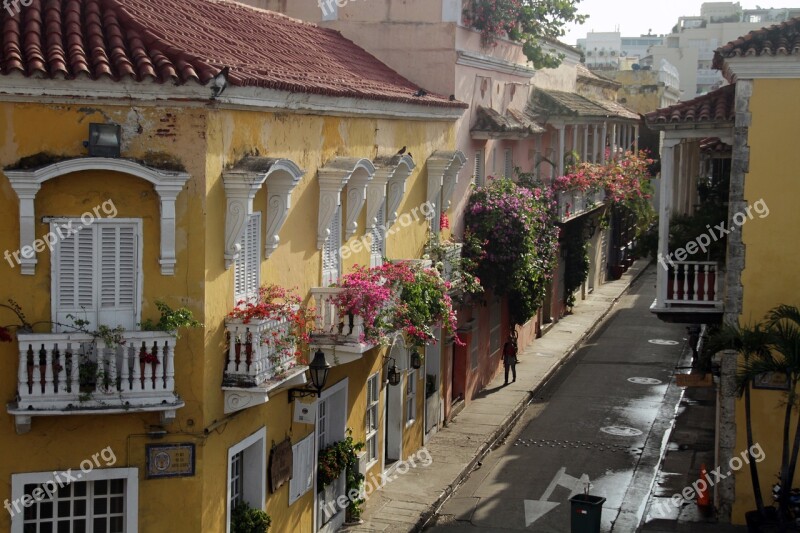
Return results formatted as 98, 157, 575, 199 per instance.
310, 287, 376, 359
222, 317, 308, 414
224, 317, 301, 387
664, 261, 721, 307
651, 261, 724, 323
8, 331, 184, 433
556, 188, 606, 222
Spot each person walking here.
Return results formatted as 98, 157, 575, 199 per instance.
503, 336, 517, 385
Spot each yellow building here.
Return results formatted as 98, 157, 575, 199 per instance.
647, 18, 800, 525
0, 1, 467, 532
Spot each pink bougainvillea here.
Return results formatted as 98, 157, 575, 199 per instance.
333, 262, 462, 346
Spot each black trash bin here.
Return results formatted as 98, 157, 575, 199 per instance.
569, 494, 606, 533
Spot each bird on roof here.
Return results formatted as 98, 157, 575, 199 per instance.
413, 88, 428, 97
210, 67, 230, 99
397, 146, 406, 155
449, 94, 456, 101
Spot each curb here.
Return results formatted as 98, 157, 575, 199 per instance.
413, 260, 653, 532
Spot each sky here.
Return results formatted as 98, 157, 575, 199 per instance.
561, 0, 797, 45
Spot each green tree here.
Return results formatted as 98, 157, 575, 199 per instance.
518, 0, 588, 68
463, 0, 588, 69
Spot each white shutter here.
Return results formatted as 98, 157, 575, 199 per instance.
473, 149, 484, 187
289, 434, 315, 505
234, 213, 261, 303
97, 225, 137, 330
504, 148, 513, 179
54, 224, 96, 330
53, 221, 139, 332
370, 203, 385, 268
322, 207, 341, 287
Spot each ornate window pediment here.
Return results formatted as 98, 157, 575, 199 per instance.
426, 151, 467, 230
4, 157, 190, 276
317, 157, 375, 249
223, 157, 304, 269
371, 154, 415, 229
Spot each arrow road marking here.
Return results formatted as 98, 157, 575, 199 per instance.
524, 467, 592, 527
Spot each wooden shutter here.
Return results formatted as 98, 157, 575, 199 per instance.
473, 149, 484, 187
234, 213, 261, 303
98, 224, 137, 330
53, 221, 139, 331
289, 434, 315, 505
322, 207, 341, 287
370, 203, 385, 268
54, 224, 96, 330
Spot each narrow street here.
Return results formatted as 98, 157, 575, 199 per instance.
426, 269, 690, 532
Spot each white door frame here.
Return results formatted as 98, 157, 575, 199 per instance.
314, 377, 349, 533
384, 342, 405, 469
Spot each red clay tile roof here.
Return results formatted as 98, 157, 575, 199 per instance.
531, 89, 637, 121
471, 106, 544, 138
713, 17, 800, 81
0, 0, 463, 108
644, 84, 735, 127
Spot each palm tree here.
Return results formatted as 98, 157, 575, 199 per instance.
709, 321, 772, 515
737, 304, 800, 529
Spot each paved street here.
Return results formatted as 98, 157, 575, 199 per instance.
425, 269, 690, 532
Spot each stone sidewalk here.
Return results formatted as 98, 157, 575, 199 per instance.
345, 260, 651, 533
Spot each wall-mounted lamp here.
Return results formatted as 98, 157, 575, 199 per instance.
410, 350, 422, 370
87, 123, 121, 158
288, 349, 332, 403
386, 358, 402, 387
583, 218, 598, 240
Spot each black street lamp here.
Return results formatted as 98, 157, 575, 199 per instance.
288, 349, 332, 402
386, 358, 402, 387
410, 350, 422, 370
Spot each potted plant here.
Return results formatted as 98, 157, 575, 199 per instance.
140, 300, 203, 337
230, 501, 271, 533
317, 430, 364, 522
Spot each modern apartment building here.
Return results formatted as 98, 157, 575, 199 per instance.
649, 1, 800, 98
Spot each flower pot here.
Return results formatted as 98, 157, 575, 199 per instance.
745, 508, 780, 533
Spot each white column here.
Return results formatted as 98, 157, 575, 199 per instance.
592, 124, 600, 163
611, 123, 618, 157
657, 138, 680, 307
601, 122, 608, 162
557, 126, 566, 176
572, 125, 578, 160
634, 125, 639, 152
583, 125, 589, 163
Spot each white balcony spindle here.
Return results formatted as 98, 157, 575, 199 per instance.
692, 263, 699, 302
